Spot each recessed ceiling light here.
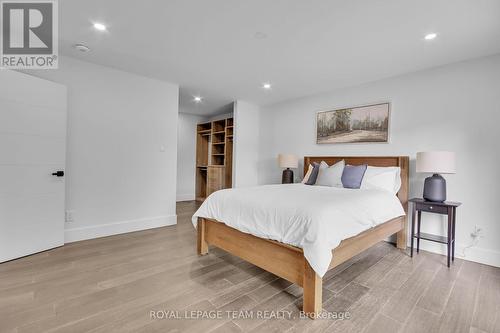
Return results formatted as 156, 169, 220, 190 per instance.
262, 83, 272, 90
194, 96, 202, 103
424, 33, 437, 40
93, 23, 107, 31
74, 43, 90, 52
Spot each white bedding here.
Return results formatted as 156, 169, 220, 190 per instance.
192, 184, 405, 277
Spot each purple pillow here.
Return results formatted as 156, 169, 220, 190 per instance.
341, 164, 367, 189
305, 162, 320, 185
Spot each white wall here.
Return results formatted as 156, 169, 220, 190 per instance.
233, 100, 260, 187
258, 54, 500, 267
26, 56, 179, 242
177, 113, 207, 201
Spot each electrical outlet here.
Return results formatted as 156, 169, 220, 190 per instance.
65, 210, 74, 223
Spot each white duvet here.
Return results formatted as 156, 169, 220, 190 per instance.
192, 184, 405, 277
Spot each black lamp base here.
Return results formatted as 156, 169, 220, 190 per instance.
282, 168, 294, 184
423, 174, 446, 202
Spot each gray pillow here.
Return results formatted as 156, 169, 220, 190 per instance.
305, 162, 320, 185
315, 160, 345, 187
341, 164, 368, 189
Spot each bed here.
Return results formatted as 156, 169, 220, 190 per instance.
193, 156, 409, 318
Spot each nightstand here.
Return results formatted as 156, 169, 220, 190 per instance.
409, 198, 462, 267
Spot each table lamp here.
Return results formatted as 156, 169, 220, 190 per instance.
278, 154, 298, 184
416, 151, 455, 202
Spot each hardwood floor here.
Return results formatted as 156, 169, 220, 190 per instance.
1, 200, 499, 332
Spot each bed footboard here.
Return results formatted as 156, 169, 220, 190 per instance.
197, 217, 322, 318
196, 215, 406, 319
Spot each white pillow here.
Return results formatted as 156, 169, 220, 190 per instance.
315, 160, 345, 187
361, 166, 401, 194
302, 164, 313, 184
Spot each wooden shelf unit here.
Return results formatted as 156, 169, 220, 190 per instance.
196, 122, 211, 167
225, 118, 233, 188
195, 117, 234, 201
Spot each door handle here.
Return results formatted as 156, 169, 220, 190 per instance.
51, 171, 64, 177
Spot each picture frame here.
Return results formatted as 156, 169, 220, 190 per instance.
316, 102, 390, 144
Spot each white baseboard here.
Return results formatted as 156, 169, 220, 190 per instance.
176, 193, 195, 202
64, 215, 177, 243
412, 241, 500, 268
63, 215, 500, 267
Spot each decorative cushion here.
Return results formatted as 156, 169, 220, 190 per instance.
361, 166, 401, 194
305, 162, 321, 185
315, 160, 345, 187
341, 164, 368, 189
302, 164, 313, 184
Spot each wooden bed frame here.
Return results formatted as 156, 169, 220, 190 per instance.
197, 156, 409, 318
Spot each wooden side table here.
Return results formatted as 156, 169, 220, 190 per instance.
409, 198, 462, 267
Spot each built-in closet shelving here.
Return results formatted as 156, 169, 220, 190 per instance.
195, 117, 234, 201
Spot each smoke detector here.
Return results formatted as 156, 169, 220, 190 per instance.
74, 43, 90, 53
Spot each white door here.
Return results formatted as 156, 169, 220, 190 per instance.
0, 70, 67, 263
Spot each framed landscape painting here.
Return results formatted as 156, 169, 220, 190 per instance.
316, 102, 390, 144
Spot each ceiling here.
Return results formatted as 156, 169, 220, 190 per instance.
59, 0, 500, 116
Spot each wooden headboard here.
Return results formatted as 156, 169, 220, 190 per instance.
303, 156, 409, 213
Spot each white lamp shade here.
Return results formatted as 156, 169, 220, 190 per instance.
278, 154, 298, 168
416, 151, 456, 174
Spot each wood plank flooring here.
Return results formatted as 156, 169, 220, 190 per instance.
1, 200, 499, 332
